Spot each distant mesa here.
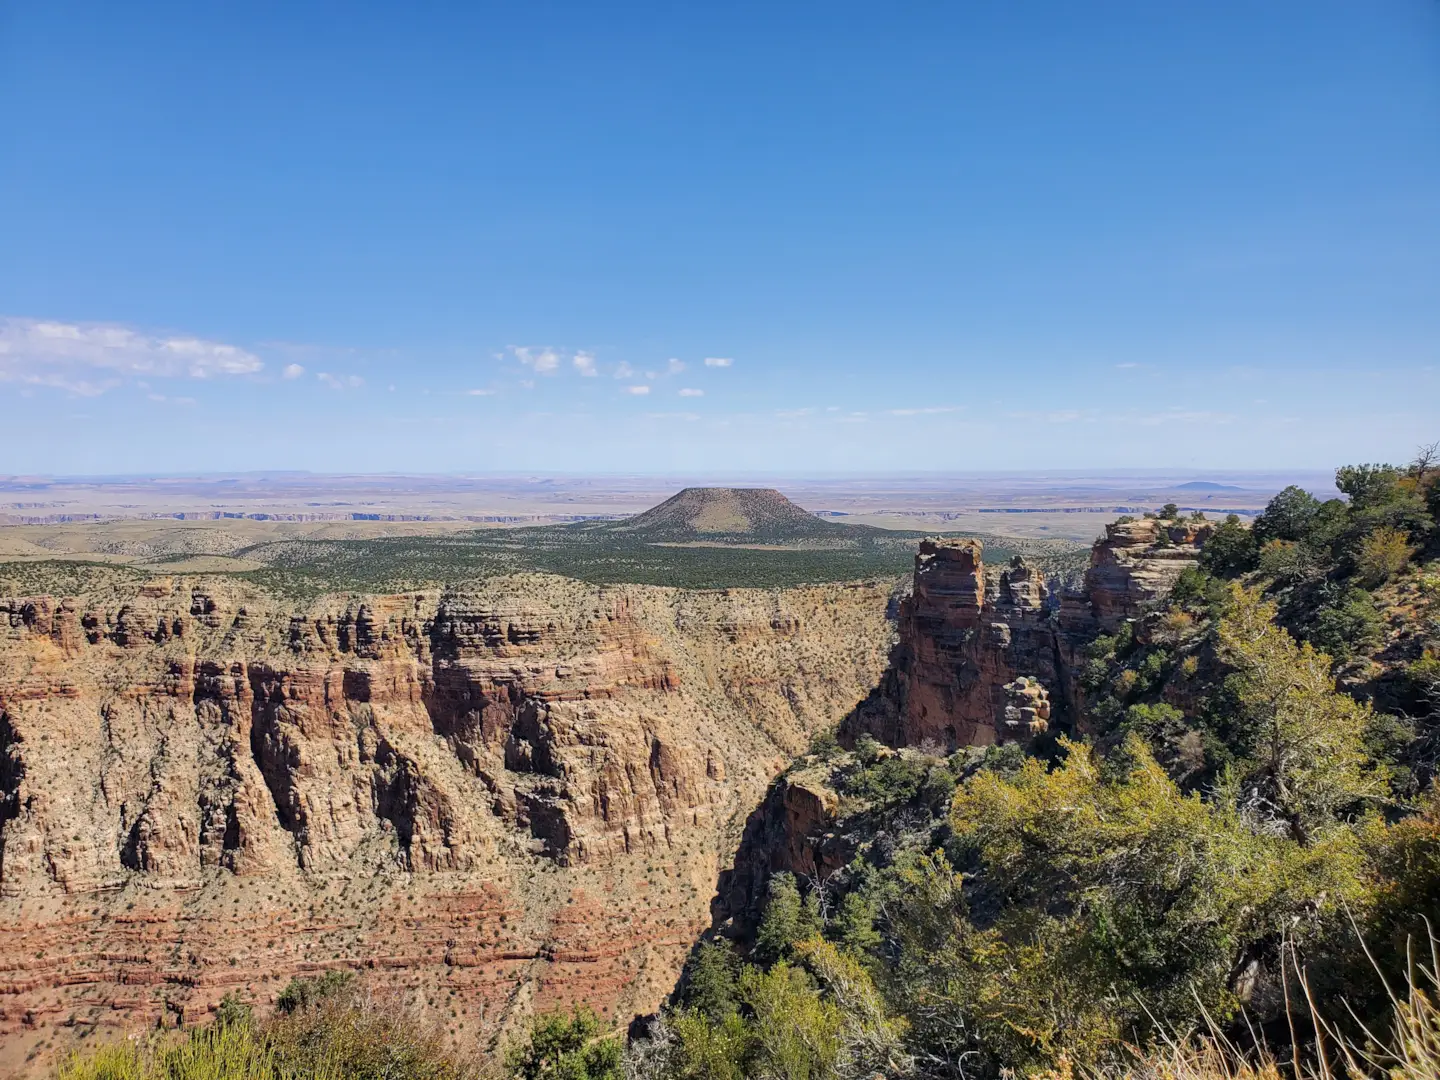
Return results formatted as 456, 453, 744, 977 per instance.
591, 487, 878, 544
1174, 481, 1244, 492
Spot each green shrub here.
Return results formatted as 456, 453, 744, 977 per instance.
505, 1006, 621, 1080
1217, 585, 1387, 839
839, 752, 928, 807
891, 736, 1371, 1074
1199, 515, 1257, 578
806, 729, 840, 759
737, 963, 842, 1080
755, 873, 819, 963
669, 1009, 752, 1080
977, 741, 1027, 778
1169, 566, 1225, 611
1355, 525, 1415, 586
1253, 486, 1321, 544
61, 986, 466, 1080
58, 1042, 150, 1080
681, 940, 740, 1021
267, 995, 462, 1080
60, 1017, 330, 1080
275, 969, 356, 1015
1408, 655, 1440, 696
1309, 586, 1386, 661
214, 992, 253, 1029
1257, 538, 1315, 582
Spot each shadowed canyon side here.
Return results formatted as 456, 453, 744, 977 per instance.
0, 572, 895, 1071
716, 517, 1210, 929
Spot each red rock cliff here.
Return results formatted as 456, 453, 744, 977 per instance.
842, 539, 1058, 749
0, 574, 892, 1074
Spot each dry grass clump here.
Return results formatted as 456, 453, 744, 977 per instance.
1037, 936, 1440, 1080
266, 988, 468, 1080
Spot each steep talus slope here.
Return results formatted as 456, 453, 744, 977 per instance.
0, 573, 894, 1071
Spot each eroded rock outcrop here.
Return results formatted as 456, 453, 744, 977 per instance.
842, 540, 1059, 749
0, 575, 892, 1073
1054, 517, 1211, 715
1058, 518, 1211, 632
844, 520, 1210, 751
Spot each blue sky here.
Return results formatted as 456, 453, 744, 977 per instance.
1, 1, 1437, 475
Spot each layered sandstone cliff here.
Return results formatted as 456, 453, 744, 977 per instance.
1055, 517, 1210, 715
0, 574, 893, 1073
1057, 517, 1211, 633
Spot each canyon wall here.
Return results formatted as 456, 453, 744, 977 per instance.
0, 574, 894, 1073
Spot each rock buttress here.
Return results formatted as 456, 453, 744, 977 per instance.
842, 539, 1058, 749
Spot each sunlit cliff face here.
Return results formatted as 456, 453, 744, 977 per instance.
0, 574, 893, 1074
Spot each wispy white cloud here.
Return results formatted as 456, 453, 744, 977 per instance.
647, 411, 700, 421
1007, 409, 1089, 423
678, 388, 704, 397
511, 346, 562, 374
317, 372, 365, 390
667, 358, 685, 373
573, 351, 598, 377
0, 315, 263, 395
1004, 406, 1238, 427
704, 356, 734, 368
624, 384, 650, 395
614, 361, 636, 379
146, 393, 197, 406
259, 340, 367, 363
1114, 362, 1146, 370
282, 363, 305, 380
466, 388, 496, 396
1134, 408, 1237, 426
885, 406, 960, 416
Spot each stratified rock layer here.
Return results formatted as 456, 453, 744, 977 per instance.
0, 574, 893, 1073
1055, 517, 1211, 715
